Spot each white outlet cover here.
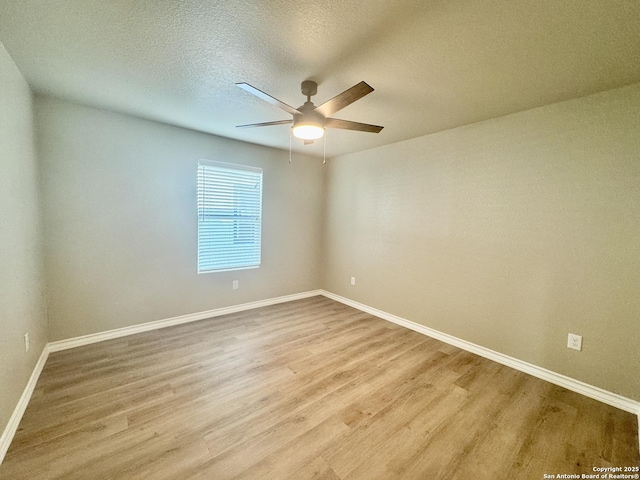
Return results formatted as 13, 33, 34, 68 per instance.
232, 280, 239, 289
350, 277, 356, 286
567, 333, 582, 351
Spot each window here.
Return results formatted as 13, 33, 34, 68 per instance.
197, 160, 263, 273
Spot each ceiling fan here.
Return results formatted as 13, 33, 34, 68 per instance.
236, 80, 383, 144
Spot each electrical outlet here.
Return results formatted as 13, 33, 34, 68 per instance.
232, 280, 239, 290
24, 333, 29, 352
350, 276, 356, 286
567, 333, 582, 351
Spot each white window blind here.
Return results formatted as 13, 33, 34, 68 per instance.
197, 160, 263, 273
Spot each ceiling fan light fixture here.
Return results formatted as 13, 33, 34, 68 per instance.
292, 123, 324, 140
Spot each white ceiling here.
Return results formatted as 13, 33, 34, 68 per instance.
1, 0, 639, 158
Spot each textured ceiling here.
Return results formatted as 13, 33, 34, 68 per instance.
1, 0, 639, 158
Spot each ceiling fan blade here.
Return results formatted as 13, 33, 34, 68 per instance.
315, 81, 374, 117
236, 119, 293, 128
325, 118, 383, 133
236, 83, 301, 115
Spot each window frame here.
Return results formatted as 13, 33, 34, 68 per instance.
197, 159, 263, 274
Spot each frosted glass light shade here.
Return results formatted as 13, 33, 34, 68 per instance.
292, 124, 324, 140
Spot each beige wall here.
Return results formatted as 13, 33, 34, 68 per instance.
0, 44, 48, 434
323, 83, 640, 401
36, 97, 324, 341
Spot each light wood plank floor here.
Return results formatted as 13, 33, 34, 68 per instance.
1, 296, 638, 479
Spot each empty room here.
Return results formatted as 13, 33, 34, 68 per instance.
1, 1, 639, 478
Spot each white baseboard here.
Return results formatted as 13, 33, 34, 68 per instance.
320, 290, 640, 417
48, 290, 323, 352
2, 289, 638, 466
0, 344, 50, 465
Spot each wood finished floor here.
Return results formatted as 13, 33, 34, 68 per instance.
1, 296, 638, 479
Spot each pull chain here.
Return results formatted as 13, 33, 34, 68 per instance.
289, 127, 292, 164
323, 129, 327, 165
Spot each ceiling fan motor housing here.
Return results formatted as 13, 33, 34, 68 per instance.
294, 101, 325, 127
